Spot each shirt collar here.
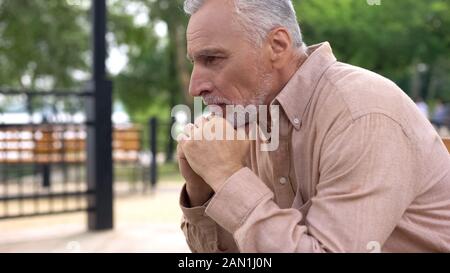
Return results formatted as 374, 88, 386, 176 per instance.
271, 42, 337, 130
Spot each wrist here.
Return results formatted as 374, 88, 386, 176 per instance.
206, 164, 243, 192
186, 183, 214, 207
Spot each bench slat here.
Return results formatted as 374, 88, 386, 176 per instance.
443, 138, 450, 154
0, 126, 143, 164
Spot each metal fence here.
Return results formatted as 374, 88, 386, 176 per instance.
0, 91, 165, 222
0, 0, 113, 231
146, 117, 177, 187
0, 0, 180, 228
0, 90, 93, 220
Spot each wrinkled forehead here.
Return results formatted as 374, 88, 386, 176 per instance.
186, 0, 243, 52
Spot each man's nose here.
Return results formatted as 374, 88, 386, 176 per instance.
189, 66, 213, 97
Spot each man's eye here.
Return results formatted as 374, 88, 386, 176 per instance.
204, 56, 219, 65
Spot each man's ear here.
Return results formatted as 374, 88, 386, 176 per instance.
267, 27, 293, 69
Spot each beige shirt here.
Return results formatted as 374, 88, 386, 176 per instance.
179, 42, 450, 253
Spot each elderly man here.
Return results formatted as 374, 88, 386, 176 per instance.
176, 0, 450, 252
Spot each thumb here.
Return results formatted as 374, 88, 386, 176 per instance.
176, 144, 187, 160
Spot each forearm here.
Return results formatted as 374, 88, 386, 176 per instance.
180, 184, 239, 253
205, 162, 414, 252
185, 183, 214, 207
204, 168, 329, 253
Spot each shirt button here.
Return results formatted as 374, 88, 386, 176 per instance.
293, 118, 300, 125
279, 177, 287, 185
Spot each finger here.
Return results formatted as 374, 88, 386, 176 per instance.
176, 133, 189, 142
183, 123, 195, 136
194, 115, 209, 128
209, 116, 228, 130
176, 144, 186, 159
208, 116, 236, 139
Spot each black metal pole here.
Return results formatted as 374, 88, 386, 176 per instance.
87, 0, 113, 231
41, 117, 52, 189
149, 117, 158, 189
42, 164, 51, 188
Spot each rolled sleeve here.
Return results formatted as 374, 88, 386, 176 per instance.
179, 184, 219, 252
180, 184, 210, 225
205, 167, 273, 233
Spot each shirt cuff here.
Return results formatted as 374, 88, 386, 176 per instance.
179, 184, 213, 225
205, 167, 273, 233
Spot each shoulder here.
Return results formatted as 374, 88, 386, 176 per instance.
324, 62, 410, 120
314, 62, 430, 142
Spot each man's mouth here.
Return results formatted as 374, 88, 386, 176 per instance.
202, 95, 233, 106
204, 101, 228, 106
206, 103, 227, 114
205, 101, 227, 106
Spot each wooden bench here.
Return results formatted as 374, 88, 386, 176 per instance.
0, 125, 143, 189
113, 125, 142, 164
0, 125, 142, 164
443, 138, 450, 153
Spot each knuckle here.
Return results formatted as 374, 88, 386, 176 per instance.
184, 123, 193, 130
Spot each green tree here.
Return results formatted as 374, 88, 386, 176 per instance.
110, 0, 192, 122
294, 0, 450, 100
0, 0, 90, 90
110, 0, 192, 160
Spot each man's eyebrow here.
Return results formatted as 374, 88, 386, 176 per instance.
187, 48, 226, 61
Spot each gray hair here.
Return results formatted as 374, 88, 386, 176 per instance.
184, 0, 306, 50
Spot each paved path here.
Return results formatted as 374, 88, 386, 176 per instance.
0, 182, 190, 253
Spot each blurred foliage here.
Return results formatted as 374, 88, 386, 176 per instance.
294, 0, 450, 101
0, 0, 90, 89
109, 0, 190, 126
0, 0, 449, 120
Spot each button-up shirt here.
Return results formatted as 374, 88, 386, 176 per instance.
179, 42, 450, 253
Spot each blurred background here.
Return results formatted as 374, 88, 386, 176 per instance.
0, 0, 449, 252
